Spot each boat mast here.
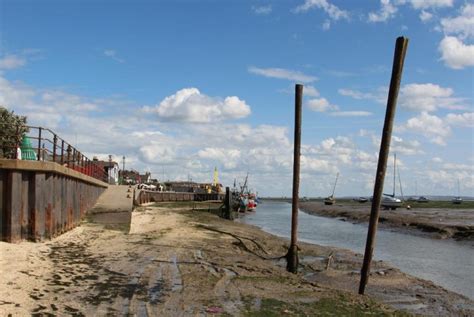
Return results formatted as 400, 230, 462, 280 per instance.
331, 173, 339, 197
393, 153, 396, 197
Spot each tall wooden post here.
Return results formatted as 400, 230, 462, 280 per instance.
287, 84, 303, 273
224, 186, 231, 220
359, 36, 409, 295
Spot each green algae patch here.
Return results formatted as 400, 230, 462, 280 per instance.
242, 295, 411, 317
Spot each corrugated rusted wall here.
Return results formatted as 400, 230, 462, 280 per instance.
0, 168, 106, 242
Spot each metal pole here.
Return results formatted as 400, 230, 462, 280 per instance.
72, 148, 76, 169
67, 144, 71, 167
53, 134, 57, 162
14, 124, 19, 159
287, 83, 303, 273
61, 140, 65, 164
37, 127, 42, 161
359, 36, 409, 295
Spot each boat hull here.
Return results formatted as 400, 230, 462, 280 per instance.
381, 196, 402, 210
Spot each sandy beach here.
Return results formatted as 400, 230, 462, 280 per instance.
1, 203, 473, 316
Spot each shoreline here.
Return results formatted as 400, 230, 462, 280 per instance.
299, 201, 474, 244
1, 203, 473, 316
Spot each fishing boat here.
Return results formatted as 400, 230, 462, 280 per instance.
324, 173, 339, 205
232, 174, 258, 212
381, 154, 403, 210
247, 193, 257, 212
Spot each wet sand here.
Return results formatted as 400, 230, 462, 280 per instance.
1, 204, 473, 316
300, 201, 474, 244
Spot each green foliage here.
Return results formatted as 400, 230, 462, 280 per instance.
0, 106, 29, 158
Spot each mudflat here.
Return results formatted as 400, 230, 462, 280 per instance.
1, 203, 472, 316
300, 200, 474, 243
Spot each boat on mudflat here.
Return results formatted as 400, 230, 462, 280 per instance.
323, 173, 339, 206
381, 153, 403, 210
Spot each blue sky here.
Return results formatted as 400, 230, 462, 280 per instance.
1, 0, 473, 197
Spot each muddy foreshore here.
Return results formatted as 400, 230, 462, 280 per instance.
299, 201, 474, 244
1, 203, 473, 316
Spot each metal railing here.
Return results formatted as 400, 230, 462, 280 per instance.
0, 122, 108, 182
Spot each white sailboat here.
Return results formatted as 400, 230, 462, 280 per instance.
452, 179, 463, 204
381, 153, 403, 210
324, 173, 339, 205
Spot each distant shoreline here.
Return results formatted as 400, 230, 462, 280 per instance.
298, 201, 474, 244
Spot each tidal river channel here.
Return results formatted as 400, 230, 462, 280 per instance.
238, 201, 473, 300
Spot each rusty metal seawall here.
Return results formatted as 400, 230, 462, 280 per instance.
0, 159, 108, 242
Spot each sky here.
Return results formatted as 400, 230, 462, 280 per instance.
0, 0, 473, 197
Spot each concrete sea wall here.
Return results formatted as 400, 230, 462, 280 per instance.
0, 159, 107, 242
134, 190, 224, 205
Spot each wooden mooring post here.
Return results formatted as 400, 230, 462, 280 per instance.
224, 186, 232, 219
287, 83, 303, 273
359, 36, 409, 295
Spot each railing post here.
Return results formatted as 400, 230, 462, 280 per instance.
42, 143, 45, 161
72, 148, 76, 169
52, 134, 58, 162
37, 127, 42, 161
66, 144, 71, 167
61, 140, 65, 164
15, 124, 20, 159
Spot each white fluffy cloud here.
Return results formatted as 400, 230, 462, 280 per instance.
401, 0, 453, 9
438, 36, 474, 69
252, 5, 272, 15
391, 136, 423, 155
438, 5, 474, 69
399, 83, 465, 111
329, 111, 372, 117
338, 88, 377, 100
0, 54, 26, 70
144, 88, 251, 123
248, 66, 317, 83
419, 10, 433, 22
340, 83, 465, 112
305, 85, 320, 97
198, 147, 242, 169
402, 112, 451, 145
440, 4, 474, 39
294, 0, 349, 20
445, 112, 474, 127
306, 97, 338, 112
103, 49, 125, 63
368, 0, 398, 23
367, 0, 452, 23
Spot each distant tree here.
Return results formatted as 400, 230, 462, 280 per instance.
0, 106, 29, 158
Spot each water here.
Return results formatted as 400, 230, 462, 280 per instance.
239, 201, 474, 299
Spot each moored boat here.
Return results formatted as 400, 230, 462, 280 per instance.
358, 197, 368, 203
381, 153, 403, 210
323, 173, 339, 206
452, 180, 462, 204
452, 196, 463, 204
417, 196, 429, 203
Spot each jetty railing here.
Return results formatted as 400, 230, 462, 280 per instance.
0, 122, 108, 182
